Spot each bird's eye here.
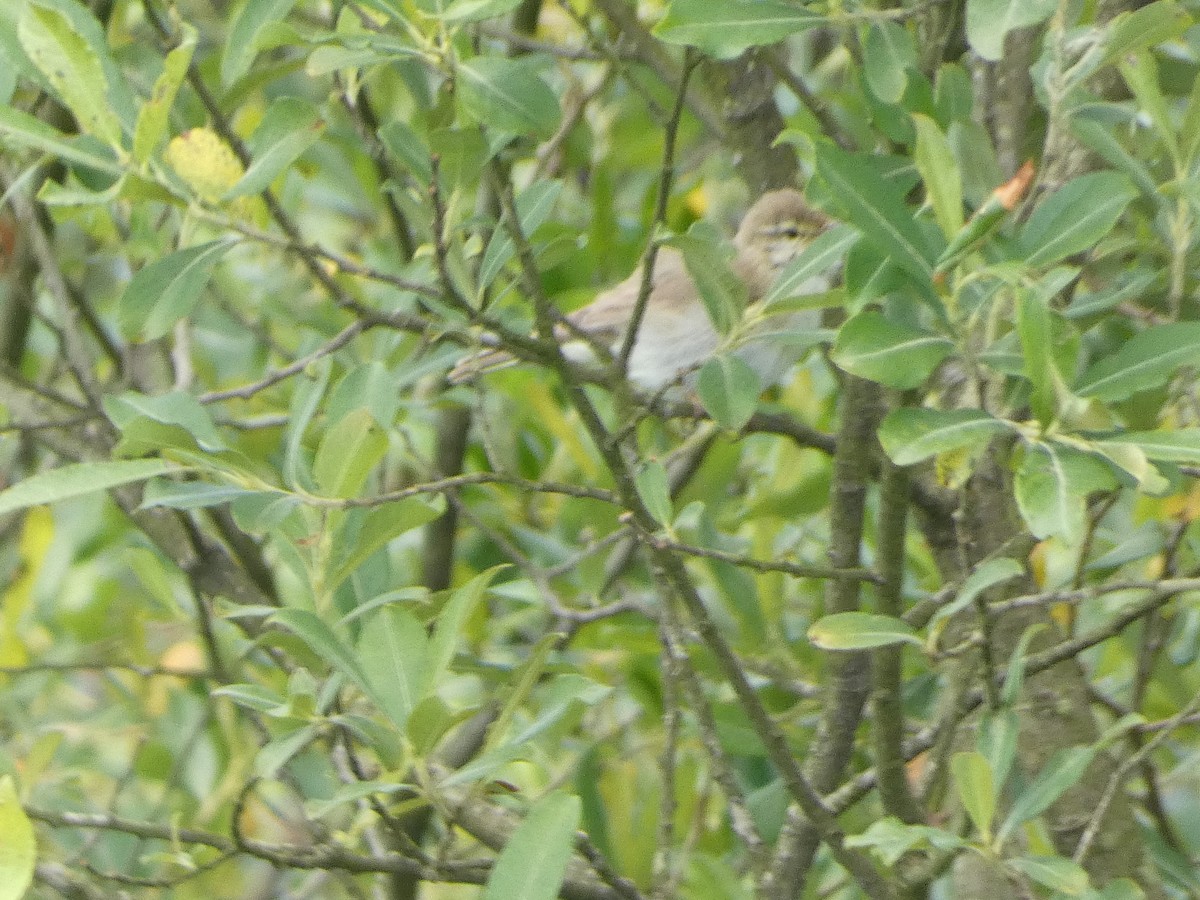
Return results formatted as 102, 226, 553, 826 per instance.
782, 225, 801, 239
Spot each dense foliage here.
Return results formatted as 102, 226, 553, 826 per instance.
2, 0, 1200, 898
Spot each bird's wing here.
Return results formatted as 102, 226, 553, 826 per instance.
564, 249, 696, 341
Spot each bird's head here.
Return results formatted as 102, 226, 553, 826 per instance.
734, 188, 831, 272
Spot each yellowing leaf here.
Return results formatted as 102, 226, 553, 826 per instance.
166, 127, 244, 203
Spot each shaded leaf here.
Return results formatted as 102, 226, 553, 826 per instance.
1076, 323, 1200, 402
457, 57, 560, 137
228, 97, 325, 198
951, 751, 996, 841
696, 354, 761, 431
998, 746, 1097, 844
119, 240, 237, 341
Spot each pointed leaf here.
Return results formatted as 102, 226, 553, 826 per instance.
457, 57, 560, 137
1076, 323, 1200, 402
482, 793, 582, 900
1018, 172, 1135, 268
998, 746, 1097, 844
808, 612, 921, 651
763, 225, 857, 308
134, 25, 196, 164
1097, 430, 1200, 464
357, 605, 428, 730
19, 2, 122, 147
951, 751, 996, 841
222, 0, 298, 85
0, 459, 183, 517
653, 0, 820, 59
1007, 855, 1091, 895
227, 97, 325, 198
0, 777, 35, 900
120, 240, 237, 341
864, 21, 916, 104
313, 409, 388, 498
635, 461, 673, 526
815, 145, 937, 286
878, 408, 1012, 467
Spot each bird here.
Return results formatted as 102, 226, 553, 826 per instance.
447, 188, 832, 392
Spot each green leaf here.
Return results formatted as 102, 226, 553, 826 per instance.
965, 0, 1056, 62
1120, 52, 1179, 166
270, 609, 383, 710
653, 0, 820, 59
807, 612, 921, 651
133, 24, 195, 164
227, 97, 325, 198
1016, 284, 1058, 424
1070, 117, 1157, 200
879, 408, 1013, 467
105, 391, 228, 452
441, 0, 525, 24
313, 409, 388, 498
665, 225, 747, 335
427, 567, 504, 688
378, 119, 432, 186
119, 240, 237, 341
212, 683, 288, 713
0, 104, 122, 174
357, 605, 428, 730
815, 146, 937, 287
846, 817, 966, 867
139, 480, 270, 511
255, 723, 319, 779
831, 311, 953, 390
479, 179, 563, 291
19, 2, 122, 147
696, 354, 761, 431
0, 459, 183, 517
929, 557, 1024, 630
482, 792, 582, 900
456, 57, 560, 137
222, 0, 298, 85
998, 746, 1097, 844
763, 225, 857, 309
327, 498, 444, 589
1097, 430, 1200, 464
1015, 443, 1118, 544
0, 776, 35, 900
1100, 2, 1190, 72
1018, 172, 1136, 268
1076, 323, 1200, 402
951, 751, 996, 841
864, 21, 915, 104
635, 461, 673, 526
978, 710, 1020, 792
1000, 623, 1046, 707
1007, 855, 1091, 895
912, 114, 963, 237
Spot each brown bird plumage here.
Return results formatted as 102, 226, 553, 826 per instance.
448, 188, 830, 390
